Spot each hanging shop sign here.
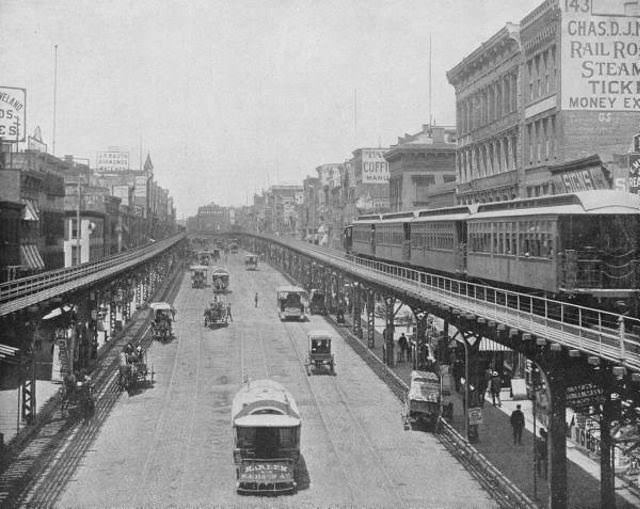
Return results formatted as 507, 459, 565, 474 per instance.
566, 383, 605, 413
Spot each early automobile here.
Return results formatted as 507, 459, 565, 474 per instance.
229, 239, 239, 253
244, 254, 259, 271
211, 267, 230, 293
150, 302, 176, 342
204, 299, 228, 327
190, 265, 208, 288
403, 370, 442, 431
305, 330, 335, 375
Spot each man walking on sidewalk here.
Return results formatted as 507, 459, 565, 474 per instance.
254, 293, 259, 308
510, 404, 525, 445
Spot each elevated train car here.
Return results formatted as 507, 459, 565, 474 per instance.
345, 191, 640, 311
231, 380, 301, 493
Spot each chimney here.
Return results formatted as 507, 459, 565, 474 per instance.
432, 127, 445, 143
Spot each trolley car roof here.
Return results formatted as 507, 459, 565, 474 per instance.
234, 414, 301, 427
276, 285, 306, 293
190, 265, 208, 271
232, 379, 300, 422
149, 302, 173, 311
307, 330, 332, 341
211, 266, 230, 275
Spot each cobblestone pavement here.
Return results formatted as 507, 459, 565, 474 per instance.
57, 253, 497, 508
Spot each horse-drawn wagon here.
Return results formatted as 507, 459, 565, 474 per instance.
204, 299, 229, 327
403, 370, 442, 431
244, 254, 258, 271
118, 345, 153, 394
60, 372, 96, 418
190, 265, 208, 288
150, 302, 176, 342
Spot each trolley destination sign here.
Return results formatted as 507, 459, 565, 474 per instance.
238, 461, 293, 482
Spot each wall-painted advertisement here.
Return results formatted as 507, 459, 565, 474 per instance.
562, 0, 640, 111
361, 149, 389, 184
96, 149, 130, 173
0, 86, 26, 141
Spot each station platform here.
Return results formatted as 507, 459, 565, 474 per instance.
336, 316, 640, 509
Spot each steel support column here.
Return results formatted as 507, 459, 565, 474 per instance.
366, 290, 375, 348
383, 297, 395, 367
599, 367, 616, 509
352, 283, 362, 338
20, 315, 37, 424
548, 350, 568, 509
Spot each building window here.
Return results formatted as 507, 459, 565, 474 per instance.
496, 82, 502, 119
72, 245, 80, 266
543, 118, 550, 160
543, 50, 550, 95
527, 124, 534, 164
527, 59, 534, 101
511, 73, 518, 111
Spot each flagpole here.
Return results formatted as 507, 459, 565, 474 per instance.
52, 44, 58, 156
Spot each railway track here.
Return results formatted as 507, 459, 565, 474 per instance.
0, 267, 184, 509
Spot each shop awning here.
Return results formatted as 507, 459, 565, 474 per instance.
0, 343, 20, 362
21, 198, 39, 221
20, 244, 45, 270
479, 337, 512, 352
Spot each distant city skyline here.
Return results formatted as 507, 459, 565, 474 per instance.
0, 0, 541, 216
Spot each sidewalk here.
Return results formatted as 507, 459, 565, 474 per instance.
337, 315, 640, 508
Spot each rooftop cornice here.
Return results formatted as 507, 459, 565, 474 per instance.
447, 23, 520, 85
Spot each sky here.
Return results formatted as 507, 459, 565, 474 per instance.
0, 0, 541, 217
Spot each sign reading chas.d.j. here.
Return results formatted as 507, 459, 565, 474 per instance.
0, 86, 26, 141
562, 0, 640, 111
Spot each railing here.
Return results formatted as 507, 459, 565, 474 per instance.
255, 234, 640, 372
0, 234, 185, 315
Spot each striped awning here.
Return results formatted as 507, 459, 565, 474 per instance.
21, 198, 39, 221
0, 343, 20, 362
20, 244, 45, 270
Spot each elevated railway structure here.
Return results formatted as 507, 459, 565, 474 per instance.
229, 232, 640, 509
0, 233, 185, 424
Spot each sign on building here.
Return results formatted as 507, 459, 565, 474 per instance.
96, 148, 130, 173
566, 383, 605, 413
0, 86, 26, 141
361, 149, 389, 184
562, 1, 640, 111
629, 154, 640, 193
551, 166, 609, 193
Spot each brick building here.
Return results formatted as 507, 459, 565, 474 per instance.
385, 125, 457, 211
448, 0, 640, 203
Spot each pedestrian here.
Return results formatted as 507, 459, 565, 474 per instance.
536, 428, 548, 478
398, 333, 408, 362
510, 404, 525, 445
490, 371, 502, 406
226, 303, 233, 322
254, 292, 259, 308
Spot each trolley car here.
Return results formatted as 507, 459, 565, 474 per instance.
276, 286, 307, 321
211, 267, 230, 293
232, 379, 301, 493
244, 254, 259, 271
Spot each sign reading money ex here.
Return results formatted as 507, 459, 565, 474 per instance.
562, 0, 640, 111
0, 86, 26, 141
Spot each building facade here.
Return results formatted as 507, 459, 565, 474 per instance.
385, 125, 457, 211
448, 0, 640, 203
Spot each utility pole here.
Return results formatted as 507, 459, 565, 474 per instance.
76, 180, 81, 265
52, 44, 58, 157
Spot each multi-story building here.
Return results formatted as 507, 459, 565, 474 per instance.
316, 164, 343, 246
448, 0, 640, 203
385, 125, 457, 211
265, 184, 303, 236
300, 176, 321, 241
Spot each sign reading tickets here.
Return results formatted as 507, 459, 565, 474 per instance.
562, 0, 640, 111
96, 150, 129, 173
0, 86, 26, 141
